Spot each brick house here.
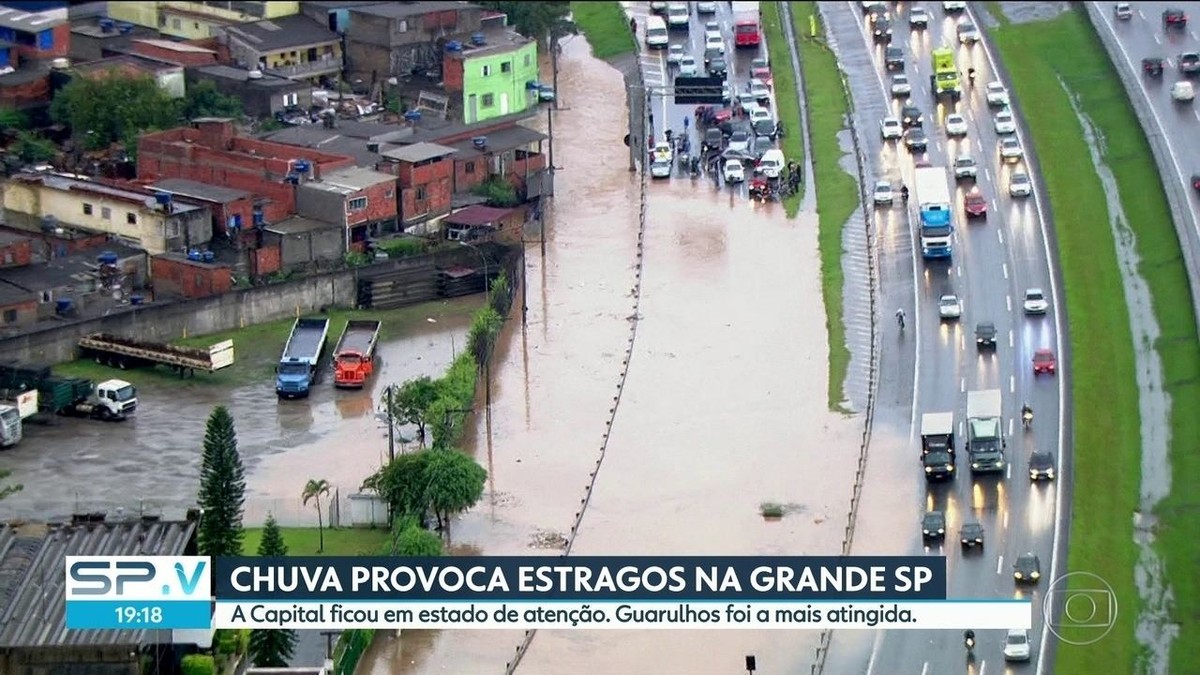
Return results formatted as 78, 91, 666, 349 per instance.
344, 2, 484, 82
296, 166, 397, 250
0, 6, 70, 62
0, 280, 36, 330
151, 254, 232, 299
150, 178, 255, 242
71, 52, 186, 98
376, 143, 456, 226
0, 231, 34, 269
129, 38, 219, 67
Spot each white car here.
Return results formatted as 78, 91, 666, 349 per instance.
727, 130, 751, 154
994, 108, 1017, 134
891, 73, 912, 98
704, 28, 722, 44
652, 142, 674, 163
1023, 287, 1049, 314
666, 3, 690, 27
1172, 81, 1195, 102
667, 44, 685, 65
1000, 137, 1024, 163
957, 21, 980, 44
873, 180, 894, 205
945, 114, 969, 137
722, 81, 732, 102
650, 159, 673, 178
1009, 171, 1033, 197
939, 294, 962, 320
1003, 629, 1032, 662
749, 78, 771, 104
749, 107, 773, 126
909, 6, 930, 29
943, 0, 967, 11
696, 1, 718, 13
678, 56, 699, 77
953, 155, 978, 180
986, 81, 1010, 107
704, 34, 725, 54
757, 149, 785, 178
880, 116, 903, 140
723, 159, 745, 183
704, 20, 720, 34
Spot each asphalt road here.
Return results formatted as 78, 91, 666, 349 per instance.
813, 3, 1069, 674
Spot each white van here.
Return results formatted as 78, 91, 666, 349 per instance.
756, 149, 785, 179
645, 16, 669, 48
1171, 80, 1195, 102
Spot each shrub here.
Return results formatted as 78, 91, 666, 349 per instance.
472, 177, 520, 207
181, 654, 215, 675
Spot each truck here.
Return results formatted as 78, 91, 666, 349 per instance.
78, 333, 235, 376
966, 389, 1005, 474
333, 320, 381, 389
732, 1, 761, 48
930, 47, 962, 101
0, 363, 134, 421
913, 166, 954, 260
276, 317, 330, 399
0, 390, 37, 447
920, 412, 955, 455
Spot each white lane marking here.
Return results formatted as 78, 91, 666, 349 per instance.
1193, 31, 1199, 41
920, 662, 929, 675
978, 10, 1070, 672
1194, 109, 1200, 123
1007, 295, 1012, 312
1007, 463, 1012, 480
980, 660, 987, 675
1154, 32, 1162, 45
957, 265, 963, 276
961, 377, 966, 392
1008, 418, 1014, 436
997, 555, 1004, 575
865, 628, 884, 675
1009, 330, 1015, 348
960, 331, 965, 351
1010, 374, 1016, 392
1002, 263, 1009, 279
959, 421, 965, 438
1004, 511, 1009, 530
997, 229, 1005, 244
984, 166, 992, 182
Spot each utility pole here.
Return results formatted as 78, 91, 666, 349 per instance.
386, 385, 395, 461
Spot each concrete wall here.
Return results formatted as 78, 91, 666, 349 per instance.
296, 185, 346, 225
277, 225, 343, 266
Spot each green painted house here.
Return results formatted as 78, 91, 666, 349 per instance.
445, 37, 539, 124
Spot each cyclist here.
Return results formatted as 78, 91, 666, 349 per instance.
895, 308, 906, 330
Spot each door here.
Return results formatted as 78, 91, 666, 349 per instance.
500, 92, 509, 115
467, 94, 477, 124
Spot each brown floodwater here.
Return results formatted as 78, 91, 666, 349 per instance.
360, 35, 863, 675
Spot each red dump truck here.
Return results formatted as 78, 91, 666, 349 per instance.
333, 320, 381, 388
732, 1, 762, 48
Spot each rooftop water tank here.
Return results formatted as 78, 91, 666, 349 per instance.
403, 109, 421, 122
130, 294, 144, 305
470, 32, 486, 46
98, 18, 115, 33
445, 40, 463, 52
49, 58, 70, 70
201, 251, 215, 263
154, 192, 172, 206
293, 159, 311, 173
472, 136, 488, 150
187, 249, 202, 262
117, 22, 134, 34
247, 69, 264, 79
97, 251, 119, 265
55, 299, 73, 314
40, 215, 58, 232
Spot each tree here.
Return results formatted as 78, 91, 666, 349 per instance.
361, 452, 431, 519
183, 80, 243, 120
0, 468, 22, 501
50, 71, 180, 151
0, 107, 26, 133
301, 479, 332, 553
12, 132, 56, 164
385, 377, 439, 448
478, 2, 571, 40
197, 406, 246, 557
424, 450, 487, 537
389, 516, 443, 556
249, 515, 297, 667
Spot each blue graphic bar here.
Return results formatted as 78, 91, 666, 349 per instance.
66, 600, 212, 629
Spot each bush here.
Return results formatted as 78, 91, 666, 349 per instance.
377, 237, 427, 258
472, 177, 520, 207
426, 352, 478, 449
181, 654, 215, 675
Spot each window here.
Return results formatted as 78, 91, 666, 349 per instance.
415, 186, 427, 200
396, 19, 408, 33
166, 222, 180, 238
171, 18, 181, 30
481, 64, 492, 77
2, 309, 15, 324
101, 207, 111, 220
465, 161, 475, 174
282, 92, 299, 107
347, 197, 367, 212
126, 212, 137, 225
501, 61, 511, 73
82, 203, 93, 215
482, 93, 495, 107
524, 54, 531, 67
385, 188, 394, 198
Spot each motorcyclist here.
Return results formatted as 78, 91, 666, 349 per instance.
900, 184, 909, 202
968, 67, 977, 85
964, 629, 976, 650
895, 308, 906, 329
1022, 402, 1033, 418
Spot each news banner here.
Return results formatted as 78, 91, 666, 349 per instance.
64, 556, 1031, 631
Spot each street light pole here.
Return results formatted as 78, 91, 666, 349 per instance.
386, 384, 395, 461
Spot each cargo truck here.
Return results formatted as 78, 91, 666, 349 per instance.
0, 404, 21, 447
78, 333, 235, 376
966, 389, 1005, 474
276, 317, 330, 399
920, 412, 955, 455
732, 1, 761, 47
333, 320, 381, 389
913, 166, 954, 260
0, 363, 134, 421
930, 47, 962, 101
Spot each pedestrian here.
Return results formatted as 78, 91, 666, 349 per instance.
630, 17, 637, 34
649, 111, 655, 129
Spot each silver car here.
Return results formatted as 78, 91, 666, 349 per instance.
1009, 171, 1033, 197
667, 44, 685, 65
1023, 287, 1049, 314
938, 294, 962, 320
873, 180, 894, 205
891, 73, 912, 98
994, 108, 1017, 134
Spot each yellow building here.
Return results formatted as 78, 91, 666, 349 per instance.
1, 173, 213, 255
107, 1, 300, 40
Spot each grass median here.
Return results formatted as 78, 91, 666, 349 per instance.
788, 1, 859, 411
991, 9, 1200, 672
761, 2, 805, 214
571, 2, 635, 61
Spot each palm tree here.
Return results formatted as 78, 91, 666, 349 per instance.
301, 479, 332, 553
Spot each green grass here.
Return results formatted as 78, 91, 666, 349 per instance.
54, 300, 479, 389
571, 1, 636, 61
991, 9, 1200, 672
789, 2, 859, 412
242, 526, 390, 557
761, 2, 805, 215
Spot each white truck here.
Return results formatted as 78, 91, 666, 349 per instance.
0, 389, 37, 447
966, 389, 1005, 474
913, 166, 954, 260
920, 412, 955, 456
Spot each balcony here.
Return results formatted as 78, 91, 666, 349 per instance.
266, 55, 342, 80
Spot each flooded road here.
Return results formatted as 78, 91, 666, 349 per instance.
362, 32, 862, 675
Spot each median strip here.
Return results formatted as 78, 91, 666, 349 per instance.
571, 2, 636, 61
761, 3, 806, 212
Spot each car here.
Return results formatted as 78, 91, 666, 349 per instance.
957, 21, 980, 44
960, 522, 984, 550
708, 55, 728, 78
964, 190, 988, 218
1114, 2, 1132, 20
862, 1, 886, 15
872, 17, 893, 44
901, 103, 924, 127
909, 6, 930, 29
986, 81, 1010, 107
666, 2, 690, 27
954, 155, 978, 181
1003, 629, 1032, 662
727, 130, 751, 154
1000, 137, 1024, 163
737, 91, 759, 111
704, 34, 725, 54
880, 116, 903, 140
721, 80, 732, 102
943, 0, 967, 12
703, 127, 724, 152
757, 149, 785, 178
1029, 450, 1056, 481
1033, 348, 1057, 375
667, 44, 685, 65
1143, 57, 1165, 78
651, 1, 668, 14
921, 510, 946, 542
867, 3, 888, 21
1181, 52, 1200, 77
751, 63, 773, 88
703, 46, 722, 65
704, 20, 720, 34
650, 159, 673, 179
1163, 7, 1187, 29
748, 107, 773, 127
945, 113, 969, 137
1193, 173, 1200, 193
652, 141, 674, 163
723, 159, 745, 183
904, 127, 928, 153
753, 117, 778, 140
1024, 287, 1049, 314
884, 46, 905, 71
696, 1, 718, 13
873, 180, 894, 205
923, 450, 956, 481
891, 73, 912, 98
975, 321, 997, 349
678, 56, 699, 77
994, 108, 1017, 134
1009, 171, 1033, 197
1172, 80, 1195, 102
938, 294, 962, 320
749, 79, 771, 105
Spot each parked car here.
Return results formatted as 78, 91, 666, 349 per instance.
873, 180, 895, 205
880, 116, 903, 140
954, 155, 978, 181
986, 81, 1010, 107
891, 73, 912, 98
1009, 171, 1033, 197
723, 159, 745, 183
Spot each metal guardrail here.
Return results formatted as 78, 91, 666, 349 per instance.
1084, 2, 1200, 340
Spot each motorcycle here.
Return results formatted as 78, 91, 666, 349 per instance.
690, 156, 701, 177
1022, 409, 1034, 429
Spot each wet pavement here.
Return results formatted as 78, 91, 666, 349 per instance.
359, 18, 861, 675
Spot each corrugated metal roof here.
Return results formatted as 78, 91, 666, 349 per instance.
0, 519, 196, 648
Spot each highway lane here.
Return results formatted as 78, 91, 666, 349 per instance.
814, 3, 1067, 674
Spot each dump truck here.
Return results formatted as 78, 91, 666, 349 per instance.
930, 47, 961, 101
276, 317, 330, 399
78, 333, 235, 376
920, 412, 955, 456
333, 320, 381, 389
966, 389, 1005, 474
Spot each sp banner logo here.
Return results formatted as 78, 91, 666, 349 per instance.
65, 556, 211, 601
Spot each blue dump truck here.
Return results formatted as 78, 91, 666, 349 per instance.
276, 317, 330, 399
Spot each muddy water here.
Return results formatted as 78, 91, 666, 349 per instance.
361, 35, 862, 675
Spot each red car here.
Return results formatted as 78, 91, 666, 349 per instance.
1192, 173, 1200, 193
1163, 7, 1187, 29
751, 66, 773, 88
1033, 348, 1057, 375
964, 190, 988, 218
